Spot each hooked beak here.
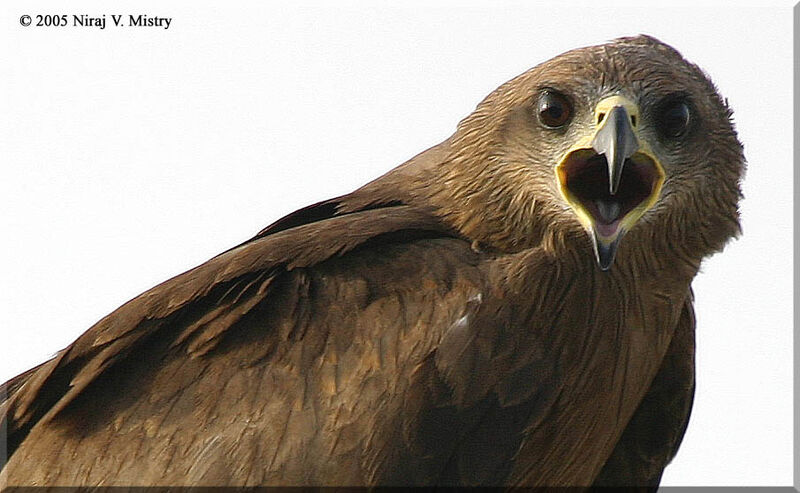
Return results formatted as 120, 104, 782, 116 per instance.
555, 95, 665, 271
591, 102, 640, 195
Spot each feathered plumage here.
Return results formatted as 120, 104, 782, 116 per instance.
0, 35, 743, 487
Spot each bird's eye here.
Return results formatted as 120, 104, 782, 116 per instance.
656, 99, 691, 139
537, 91, 572, 128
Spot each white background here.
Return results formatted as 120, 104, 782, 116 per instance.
0, 1, 793, 486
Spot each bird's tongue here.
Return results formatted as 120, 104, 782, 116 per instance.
595, 199, 621, 223
594, 218, 620, 238
592, 199, 622, 238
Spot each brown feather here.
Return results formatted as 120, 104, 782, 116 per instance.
1, 35, 743, 487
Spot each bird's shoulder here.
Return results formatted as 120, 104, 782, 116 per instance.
0, 198, 485, 465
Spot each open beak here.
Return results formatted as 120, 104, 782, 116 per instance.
556, 95, 665, 270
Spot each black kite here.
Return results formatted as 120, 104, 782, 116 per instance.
0, 35, 744, 487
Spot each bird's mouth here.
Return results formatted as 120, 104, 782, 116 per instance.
557, 149, 662, 239
554, 95, 665, 270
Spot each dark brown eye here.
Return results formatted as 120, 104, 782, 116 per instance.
657, 99, 691, 139
538, 91, 572, 128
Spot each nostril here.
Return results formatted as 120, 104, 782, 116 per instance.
597, 113, 606, 124
631, 115, 637, 127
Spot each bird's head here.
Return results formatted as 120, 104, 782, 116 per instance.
430, 35, 744, 272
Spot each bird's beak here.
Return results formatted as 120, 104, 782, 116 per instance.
555, 95, 665, 270
591, 98, 640, 195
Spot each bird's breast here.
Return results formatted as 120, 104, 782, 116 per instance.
500, 266, 689, 486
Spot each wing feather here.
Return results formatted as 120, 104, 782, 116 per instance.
592, 290, 696, 487
1, 204, 457, 472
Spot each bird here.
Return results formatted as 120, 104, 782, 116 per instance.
0, 35, 744, 488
